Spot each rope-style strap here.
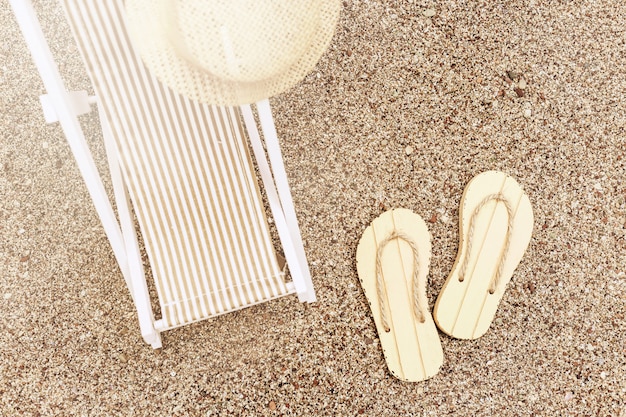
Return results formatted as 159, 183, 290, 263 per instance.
375, 230, 426, 333
458, 193, 514, 294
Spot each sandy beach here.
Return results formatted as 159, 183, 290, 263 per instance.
1, 0, 625, 415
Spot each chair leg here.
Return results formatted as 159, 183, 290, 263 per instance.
9, 0, 128, 274
11, 0, 161, 348
241, 102, 316, 303
100, 110, 162, 349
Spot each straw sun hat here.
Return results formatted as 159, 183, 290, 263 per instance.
125, 0, 341, 106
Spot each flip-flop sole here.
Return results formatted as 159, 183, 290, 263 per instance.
434, 171, 534, 339
356, 208, 443, 382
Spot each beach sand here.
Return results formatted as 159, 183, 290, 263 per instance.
1, 0, 624, 415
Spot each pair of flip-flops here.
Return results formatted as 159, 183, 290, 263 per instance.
356, 171, 534, 382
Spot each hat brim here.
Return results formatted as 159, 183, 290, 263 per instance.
125, 0, 341, 106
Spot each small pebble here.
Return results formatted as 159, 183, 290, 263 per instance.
506, 70, 521, 80
564, 392, 574, 402
42, 141, 49, 149
524, 108, 532, 118
423, 8, 436, 17
405, 145, 414, 155
381, 139, 388, 146
3, 293, 11, 300
269, 401, 277, 411
518, 78, 527, 89
514, 88, 525, 98
600, 371, 607, 379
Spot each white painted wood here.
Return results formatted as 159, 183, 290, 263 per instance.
9, 0, 128, 282
247, 101, 316, 302
39, 90, 92, 123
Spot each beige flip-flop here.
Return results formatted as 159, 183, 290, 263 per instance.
356, 208, 443, 382
433, 171, 534, 340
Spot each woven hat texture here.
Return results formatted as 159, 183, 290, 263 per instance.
125, 0, 341, 105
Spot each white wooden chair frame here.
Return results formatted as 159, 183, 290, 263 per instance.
11, 0, 316, 348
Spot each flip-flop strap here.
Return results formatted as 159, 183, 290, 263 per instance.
375, 230, 426, 333
458, 193, 514, 294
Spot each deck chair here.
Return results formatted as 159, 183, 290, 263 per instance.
11, 0, 337, 348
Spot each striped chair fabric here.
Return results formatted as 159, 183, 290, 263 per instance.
59, 0, 291, 329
